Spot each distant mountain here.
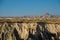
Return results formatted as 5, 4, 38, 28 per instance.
40, 13, 58, 18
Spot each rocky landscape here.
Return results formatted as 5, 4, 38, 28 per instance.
0, 14, 60, 40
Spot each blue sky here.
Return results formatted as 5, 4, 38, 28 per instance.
0, 0, 60, 16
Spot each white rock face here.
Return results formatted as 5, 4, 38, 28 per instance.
55, 24, 60, 32
0, 22, 60, 40
45, 24, 57, 34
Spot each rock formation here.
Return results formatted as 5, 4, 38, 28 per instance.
0, 16, 60, 40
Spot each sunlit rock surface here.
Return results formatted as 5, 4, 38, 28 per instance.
0, 17, 60, 40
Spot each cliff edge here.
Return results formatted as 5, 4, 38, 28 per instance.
0, 16, 60, 40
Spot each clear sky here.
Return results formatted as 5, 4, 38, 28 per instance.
0, 0, 60, 16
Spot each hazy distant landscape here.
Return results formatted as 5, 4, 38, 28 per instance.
0, 14, 60, 40
0, 0, 60, 40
